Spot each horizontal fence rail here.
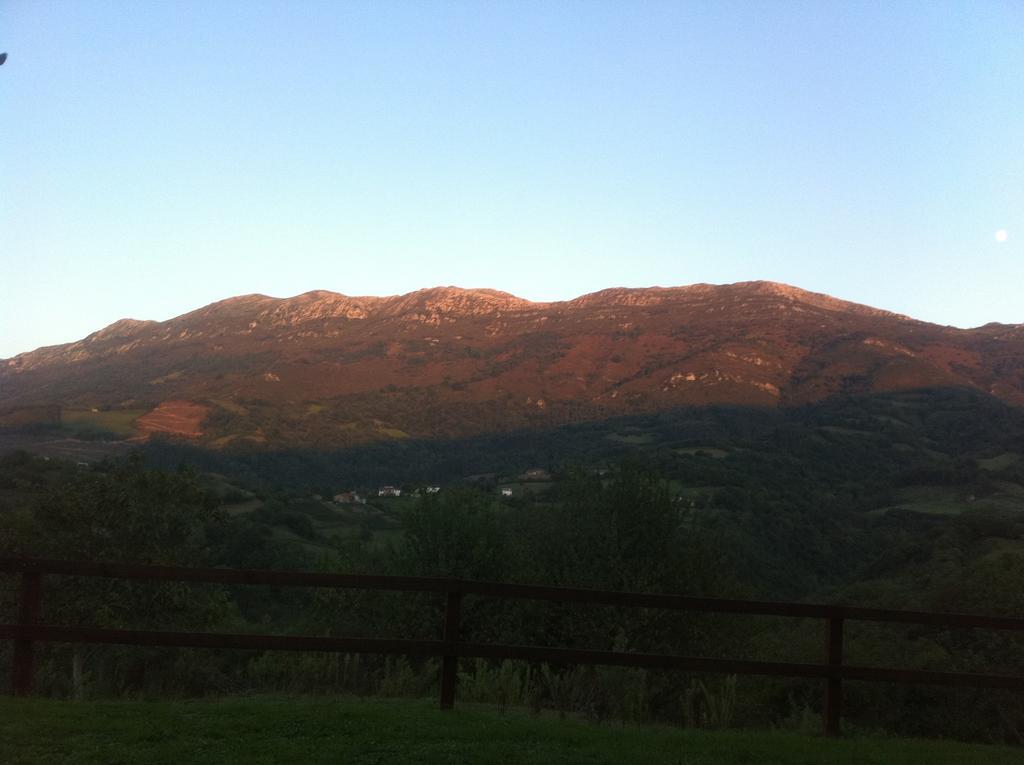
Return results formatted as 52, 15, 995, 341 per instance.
2, 558, 1023, 736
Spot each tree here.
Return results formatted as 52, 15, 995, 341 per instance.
22, 455, 230, 697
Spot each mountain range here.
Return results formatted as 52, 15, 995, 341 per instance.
2, 281, 1023, 448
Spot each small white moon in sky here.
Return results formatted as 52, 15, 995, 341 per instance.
995, 229, 1009, 243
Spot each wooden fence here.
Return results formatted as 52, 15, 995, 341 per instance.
2, 557, 1024, 736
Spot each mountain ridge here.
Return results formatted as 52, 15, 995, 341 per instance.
2, 281, 1022, 448
5, 281, 931, 363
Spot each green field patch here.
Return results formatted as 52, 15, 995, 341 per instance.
269, 525, 336, 552
872, 414, 910, 427
367, 496, 418, 514
606, 432, 655, 445
976, 537, 1024, 561
817, 426, 874, 437
869, 502, 975, 518
867, 486, 970, 517
969, 495, 1024, 514
519, 481, 551, 493
891, 484, 1024, 512
898, 486, 954, 503
866, 484, 1024, 518
224, 499, 264, 516
989, 480, 1024, 497
498, 482, 552, 497
208, 398, 248, 415
61, 409, 147, 437
978, 452, 1020, 471
148, 370, 185, 384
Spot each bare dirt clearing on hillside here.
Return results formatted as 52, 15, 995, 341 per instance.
137, 400, 209, 438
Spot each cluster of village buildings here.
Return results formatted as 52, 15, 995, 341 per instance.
329, 468, 552, 505
331, 485, 440, 504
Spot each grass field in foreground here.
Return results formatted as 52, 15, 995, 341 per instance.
1, 696, 1019, 765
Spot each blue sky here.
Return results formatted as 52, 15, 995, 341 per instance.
1, 1, 1022, 357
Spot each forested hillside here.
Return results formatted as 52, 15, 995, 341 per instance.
1, 387, 1023, 742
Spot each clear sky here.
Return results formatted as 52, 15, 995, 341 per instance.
1, 1, 1022, 358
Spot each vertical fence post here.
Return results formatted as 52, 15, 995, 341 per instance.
11, 572, 43, 697
440, 590, 462, 710
823, 615, 843, 737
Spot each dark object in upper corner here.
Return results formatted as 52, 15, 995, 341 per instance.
0, 53, 7, 66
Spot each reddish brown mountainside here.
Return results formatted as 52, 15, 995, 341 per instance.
2, 282, 1023, 447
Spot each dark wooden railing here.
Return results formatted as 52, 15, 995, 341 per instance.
3, 557, 1024, 736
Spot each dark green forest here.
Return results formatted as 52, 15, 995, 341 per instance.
1, 388, 1023, 743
